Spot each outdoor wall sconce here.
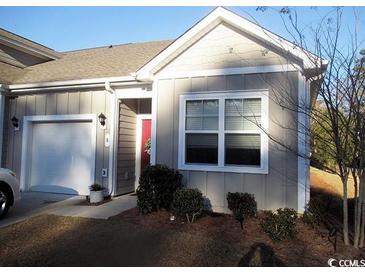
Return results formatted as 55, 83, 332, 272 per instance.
11, 116, 19, 130
98, 113, 107, 128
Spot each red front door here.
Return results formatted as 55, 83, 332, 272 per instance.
141, 119, 151, 172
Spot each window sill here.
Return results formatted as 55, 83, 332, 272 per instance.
178, 163, 268, 174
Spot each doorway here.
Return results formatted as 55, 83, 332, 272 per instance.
135, 115, 152, 189
116, 98, 151, 195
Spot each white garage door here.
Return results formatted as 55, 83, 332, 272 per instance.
29, 121, 95, 195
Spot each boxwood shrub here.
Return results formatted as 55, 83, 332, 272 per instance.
136, 164, 182, 214
227, 192, 257, 228
261, 208, 298, 241
172, 188, 204, 223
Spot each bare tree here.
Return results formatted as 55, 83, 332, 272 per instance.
273, 7, 364, 247
349, 50, 365, 247
237, 6, 365, 246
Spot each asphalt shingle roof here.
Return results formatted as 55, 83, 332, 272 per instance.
1, 40, 172, 85
0, 62, 24, 84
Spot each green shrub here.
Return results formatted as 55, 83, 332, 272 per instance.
303, 195, 328, 228
172, 188, 204, 223
227, 192, 257, 228
136, 164, 182, 214
261, 208, 298, 241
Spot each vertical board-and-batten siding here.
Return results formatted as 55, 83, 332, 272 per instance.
155, 72, 299, 212
3, 89, 111, 189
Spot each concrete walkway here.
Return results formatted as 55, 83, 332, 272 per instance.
47, 194, 136, 219
0, 192, 136, 228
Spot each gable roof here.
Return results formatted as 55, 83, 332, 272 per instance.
136, 7, 326, 80
3, 6, 327, 88
4, 40, 172, 85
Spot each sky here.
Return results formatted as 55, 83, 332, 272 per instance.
0, 6, 364, 53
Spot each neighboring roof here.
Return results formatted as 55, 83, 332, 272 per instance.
7, 40, 172, 84
0, 28, 61, 60
137, 7, 327, 80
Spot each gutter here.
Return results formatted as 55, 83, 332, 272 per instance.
7, 76, 152, 94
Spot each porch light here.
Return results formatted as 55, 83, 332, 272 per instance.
98, 113, 107, 127
11, 116, 19, 129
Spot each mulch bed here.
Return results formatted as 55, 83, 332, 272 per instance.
0, 208, 363, 266
112, 207, 364, 266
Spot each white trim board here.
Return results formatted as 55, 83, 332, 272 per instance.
115, 88, 153, 99
178, 90, 269, 174
8, 76, 136, 90
297, 73, 310, 213
20, 114, 97, 193
151, 81, 158, 165
155, 64, 300, 80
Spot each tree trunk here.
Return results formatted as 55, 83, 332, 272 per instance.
360, 200, 365, 247
360, 173, 365, 248
354, 171, 363, 248
353, 169, 358, 230
342, 174, 350, 246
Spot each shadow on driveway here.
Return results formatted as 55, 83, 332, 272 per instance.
0, 192, 137, 228
0, 192, 75, 228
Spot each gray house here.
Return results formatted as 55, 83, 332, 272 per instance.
0, 7, 325, 213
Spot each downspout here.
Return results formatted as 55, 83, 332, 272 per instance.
105, 81, 116, 196
105, 81, 115, 94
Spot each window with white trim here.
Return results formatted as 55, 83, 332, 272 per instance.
185, 99, 219, 164
179, 91, 269, 174
225, 98, 261, 166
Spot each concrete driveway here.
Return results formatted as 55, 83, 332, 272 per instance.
0, 192, 137, 228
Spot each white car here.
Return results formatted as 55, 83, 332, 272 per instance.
0, 168, 20, 219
